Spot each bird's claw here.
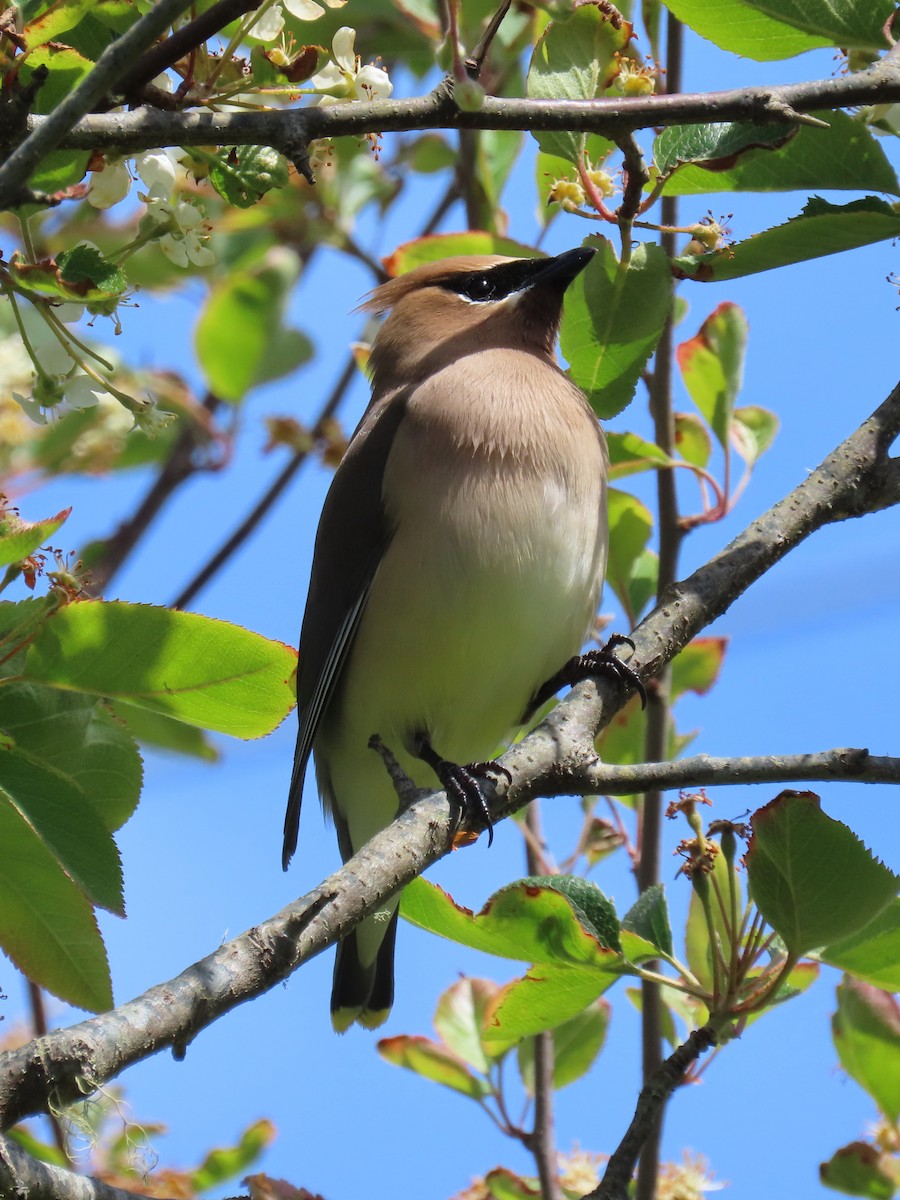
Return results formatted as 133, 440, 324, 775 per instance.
580, 635, 647, 710
437, 760, 511, 848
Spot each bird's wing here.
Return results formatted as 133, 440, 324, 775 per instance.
282, 392, 408, 869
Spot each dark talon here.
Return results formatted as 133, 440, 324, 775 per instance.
527, 634, 647, 716
413, 734, 509, 845
582, 635, 647, 710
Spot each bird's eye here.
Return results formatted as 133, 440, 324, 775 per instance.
462, 275, 495, 302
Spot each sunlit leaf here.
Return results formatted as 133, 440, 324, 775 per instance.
748, 792, 899, 957
23, 600, 296, 738
832, 977, 900, 1123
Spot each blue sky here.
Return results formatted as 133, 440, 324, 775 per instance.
3, 14, 900, 1200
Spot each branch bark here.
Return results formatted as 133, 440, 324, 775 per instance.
15, 48, 900, 165
0, 379, 898, 1136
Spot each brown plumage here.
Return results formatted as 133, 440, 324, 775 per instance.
284, 248, 609, 1031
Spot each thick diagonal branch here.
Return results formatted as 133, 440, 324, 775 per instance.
0, 380, 897, 1135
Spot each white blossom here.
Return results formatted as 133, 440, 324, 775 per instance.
62, 373, 111, 409
283, 0, 325, 17
87, 158, 132, 209
134, 150, 177, 198
249, 3, 285, 40
142, 196, 215, 268
310, 26, 391, 101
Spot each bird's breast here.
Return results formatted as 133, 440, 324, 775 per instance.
323, 351, 608, 788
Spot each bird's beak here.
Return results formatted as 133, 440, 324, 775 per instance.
531, 246, 596, 290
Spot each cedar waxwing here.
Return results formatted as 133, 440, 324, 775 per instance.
284, 247, 642, 1032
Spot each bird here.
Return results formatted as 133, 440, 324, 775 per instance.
283, 246, 643, 1032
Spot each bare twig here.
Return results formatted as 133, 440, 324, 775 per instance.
586, 1026, 718, 1200
170, 355, 356, 611
523, 803, 562, 1200
635, 17, 684, 1195
113, 0, 264, 102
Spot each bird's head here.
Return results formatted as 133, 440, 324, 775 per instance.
362, 247, 595, 390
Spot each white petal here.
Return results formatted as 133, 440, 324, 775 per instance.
331, 26, 356, 71
64, 374, 107, 409
55, 303, 86, 325
355, 64, 392, 99
185, 237, 216, 267
309, 62, 347, 93
283, 0, 324, 17
160, 236, 190, 268
87, 159, 132, 209
248, 3, 285, 40
135, 150, 177, 197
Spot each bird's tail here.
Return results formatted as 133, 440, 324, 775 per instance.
331, 907, 399, 1032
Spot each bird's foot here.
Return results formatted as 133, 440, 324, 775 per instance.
529, 634, 646, 715
569, 635, 647, 709
414, 734, 510, 847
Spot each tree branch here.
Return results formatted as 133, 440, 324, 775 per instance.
17, 49, 900, 163
1, 382, 898, 1135
586, 1025, 718, 1200
580, 747, 900, 793
0, 1134, 166, 1200
0, 0, 197, 210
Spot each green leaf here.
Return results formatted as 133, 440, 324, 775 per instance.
526, 4, 632, 162
748, 793, 900, 957
194, 251, 300, 403
606, 488, 653, 616
624, 548, 659, 625
560, 237, 672, 419
384, 232, 539, 275
56, 244, 128, 300
622, 883, 673, 957
18, 46, 92, 192
517, 998, 609, 1092
663, 0, 836, 59
0, 683, 142, 832
731, 405, 780, 466
607, 431, 674, 481
22, 0, 97, 50
434, 977, 501, 1073
190, 1119, 276, 1193
23, 600, 297, 738
377, 1034, 490, 1099
676, 302, 748, 448
674, 197, 900, 283
400, 876, 621, 965
674, 412, 712, 467
655, 121, 797, 177
822, 900, 900, 992
670, 637, 727, 700
0, 506, 70, 566
108, 700, 219, 763
832, 977, 900, 1123
752, 0, 894, 52
0, 798, 112, 1011
209, 146, 290, 208
660, 111, 900, 197
0, 749, 124, 913
820, 1140, 897, 1200
485, 964, 618, 1048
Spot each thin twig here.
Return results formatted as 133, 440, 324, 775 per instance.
586, 1026, 718, 1200
524, 805, 561, 1200
170, 354, 356, 610
635, 16, 684, 1197
113, 0, 263, 102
